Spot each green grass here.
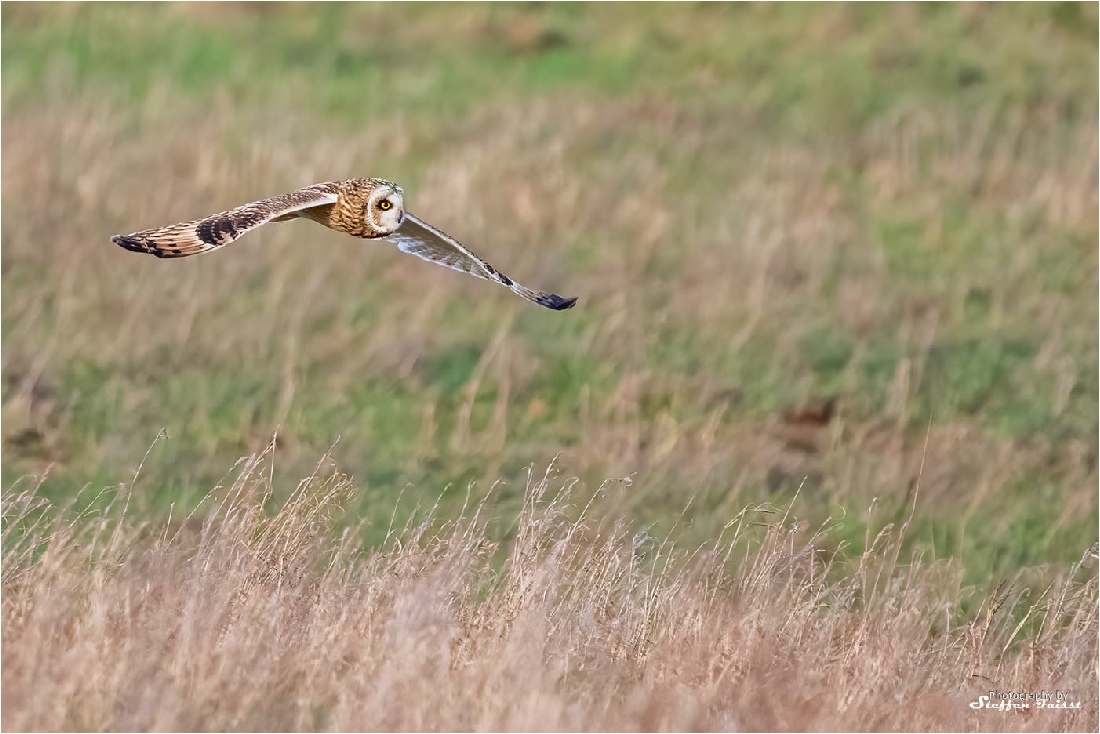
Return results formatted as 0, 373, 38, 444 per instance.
2, 3, 1097, 589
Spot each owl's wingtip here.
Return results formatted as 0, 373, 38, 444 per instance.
112, 233, 181, 258
539, 294, 578, 311
112, 234, 144, 253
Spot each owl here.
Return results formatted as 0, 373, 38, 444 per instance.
111, 178, 577, 310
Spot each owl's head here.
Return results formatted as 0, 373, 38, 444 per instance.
365, 179, 406, 235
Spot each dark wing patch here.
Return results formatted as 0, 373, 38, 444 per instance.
385, 214, 577, 311
111, 184, 339, 259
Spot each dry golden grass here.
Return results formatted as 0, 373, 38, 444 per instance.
3, 450, 1096, 732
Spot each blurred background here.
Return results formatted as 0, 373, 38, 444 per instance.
2, 3, 1096, 585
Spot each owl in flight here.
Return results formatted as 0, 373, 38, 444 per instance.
111, 178, 577, 310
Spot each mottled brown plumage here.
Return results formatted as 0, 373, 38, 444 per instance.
112, 178, 577, 311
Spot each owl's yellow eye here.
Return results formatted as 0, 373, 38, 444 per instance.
379, 200, 393, 211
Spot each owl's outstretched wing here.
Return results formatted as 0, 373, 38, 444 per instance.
386, 214, 577, 311
111, 184, 339, 259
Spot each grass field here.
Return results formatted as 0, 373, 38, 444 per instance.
2, 3, 1098, 730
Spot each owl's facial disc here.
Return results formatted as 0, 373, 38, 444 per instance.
368, 185, 405, 235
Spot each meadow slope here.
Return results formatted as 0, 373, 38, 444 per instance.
1, 4, 1098, 730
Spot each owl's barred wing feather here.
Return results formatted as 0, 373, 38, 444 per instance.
111, 184, 339, 259
387, 214, 577, 311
